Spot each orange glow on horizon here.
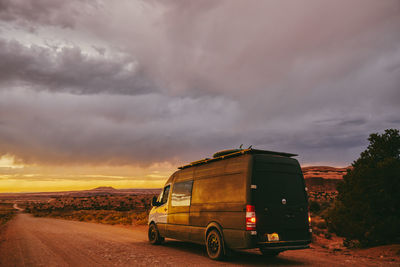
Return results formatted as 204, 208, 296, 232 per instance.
0, 155, 175, 193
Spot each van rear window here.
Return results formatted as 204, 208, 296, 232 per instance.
171, 180, 193, 206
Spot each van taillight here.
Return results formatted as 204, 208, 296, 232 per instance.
246, 205, 256, 231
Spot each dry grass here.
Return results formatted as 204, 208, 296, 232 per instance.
0, 203, 16, 225
25, 195, 154, 226
31, 209, 149, 225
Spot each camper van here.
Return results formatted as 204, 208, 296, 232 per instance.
148, 148, 312, 260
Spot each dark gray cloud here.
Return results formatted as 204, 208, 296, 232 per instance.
0, 0, 99, 28
0, 0, 399, 167
0, 39, 155, 95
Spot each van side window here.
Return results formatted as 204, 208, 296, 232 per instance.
171, 180, 193, 207
160, 185, 170, 205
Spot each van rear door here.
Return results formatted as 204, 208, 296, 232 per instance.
252, 155, 310, 242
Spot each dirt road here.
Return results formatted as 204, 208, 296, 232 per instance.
0, 213, 396, 267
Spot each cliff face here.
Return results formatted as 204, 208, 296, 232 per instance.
302, 166, 350, 192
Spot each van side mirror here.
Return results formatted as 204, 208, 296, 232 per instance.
151, 196, 159, 207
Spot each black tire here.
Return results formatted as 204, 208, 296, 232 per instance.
148, 224, 164, 245
259, 248, 280, 257
206, 229, 225, 260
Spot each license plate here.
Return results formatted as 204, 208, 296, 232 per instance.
267, 233, 279, 241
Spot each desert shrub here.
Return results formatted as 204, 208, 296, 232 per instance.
24, 194, 154, 226
343, 239, 361, 248
84, 214, 94, 221
324, 232, 332, 239
327, 129, 400, 246
133, 211, 148, 225
316, 220, 327, 229
0, 203, 16, 225
118, 216, 132, 225
309, 200, 321, 214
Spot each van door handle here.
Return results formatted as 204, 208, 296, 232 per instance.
164, 208, 167, 212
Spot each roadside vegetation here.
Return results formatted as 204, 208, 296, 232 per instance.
307, 192, 337, 240
25, 194, 156, 226
0, 203, 16, 226
326, 129, 400, 247
305, 129, 400, 251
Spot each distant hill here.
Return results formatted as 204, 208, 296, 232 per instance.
0, 187, 161, 201
90, 186, 116, 191
69, 187, 161, 197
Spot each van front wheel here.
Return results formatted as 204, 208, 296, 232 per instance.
206, 229, 225, 260
148, 224, 164, 245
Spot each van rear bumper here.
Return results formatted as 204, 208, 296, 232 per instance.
258, 239, 311, 251
224, 229, 311, 250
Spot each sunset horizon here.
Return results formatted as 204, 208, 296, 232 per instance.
0, 152, 351, 193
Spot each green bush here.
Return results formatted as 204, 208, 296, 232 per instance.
327, 129, 400, 246
316, 220, 327, 229
309, 200, 321, 214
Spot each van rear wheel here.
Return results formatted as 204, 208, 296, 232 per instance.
148, 224, 164, 245
206, 229, 225, 260
259, 248, 280, 257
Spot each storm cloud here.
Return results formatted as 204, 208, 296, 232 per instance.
0, 39, 155, 95
0, 0, 100, 28
0, 0, 399, 168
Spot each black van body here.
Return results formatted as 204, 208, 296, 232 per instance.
148, 149, 312, 259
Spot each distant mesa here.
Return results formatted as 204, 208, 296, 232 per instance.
302, 166, 351, 192
302, 166, 350, 180
90, 186, 116, 191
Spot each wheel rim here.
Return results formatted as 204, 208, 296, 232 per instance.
149, 226, 156, 241
208, 233, 219, 255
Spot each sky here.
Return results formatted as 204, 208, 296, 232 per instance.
0, 0, 399, 192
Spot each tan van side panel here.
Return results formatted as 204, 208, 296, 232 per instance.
167, 224, 190, 241
168, 207, 190, 224
191, 172, 246, 204
194, 160, 225, 179
190, 208, 245, 228
174, 168, 194, 183
225, 155, 250, 173
223, 229, 253, 249
192, 173, 246, 205
189, 225, 205, 244
189, 155, 251, 236
189, 209, 245, 245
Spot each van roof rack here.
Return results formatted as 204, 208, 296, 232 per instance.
178, 148, 297, 169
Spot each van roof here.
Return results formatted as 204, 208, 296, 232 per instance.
178, 148, 297, 170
